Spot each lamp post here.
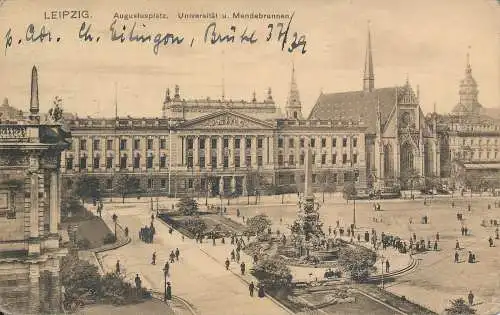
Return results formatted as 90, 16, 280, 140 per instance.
163, 265, 168, 301
381, 254, 385, 289
112, 213, 118, 239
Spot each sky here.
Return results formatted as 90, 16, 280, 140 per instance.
0, 0, 498, 118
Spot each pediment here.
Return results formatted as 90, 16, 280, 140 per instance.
176, 111, 275, 130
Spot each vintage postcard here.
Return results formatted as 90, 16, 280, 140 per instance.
0, 0, 499, 314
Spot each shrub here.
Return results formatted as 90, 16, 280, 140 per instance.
61, 259, 102, 303
337, 246, 377, 281
103, 233, 117, 244
183, 217, 207, 236
252, 257, 293, 290
176, 197, 199, 216
445, 298, 476, 315
246, 214, 272, 236
101, 272, 149, 305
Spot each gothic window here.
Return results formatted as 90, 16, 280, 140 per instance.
400, 142, 414, 175
384, 144, 394, 178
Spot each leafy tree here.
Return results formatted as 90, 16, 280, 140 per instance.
114, 174, 141, 203
61, 259, 102, 302
176, 197, 199, 216
246, 214, 272, 236
74, 175, 101, 205
337, 246, 377, 281
445, 298, 476, 315
399, 167, 420, 194
252, 258, 293, 290
343, 181, 357, 200
184, 217, 207, 236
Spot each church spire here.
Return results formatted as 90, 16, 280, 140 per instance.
285, 61, 303, 119
363, 22, 374, 92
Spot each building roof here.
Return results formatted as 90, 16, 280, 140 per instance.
308, 87, 397, 133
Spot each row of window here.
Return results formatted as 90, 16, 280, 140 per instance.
186, 155, 264, 168
186, 137, 264, 150
277, 137, 357, 149
77, 138, 168, 151
461, 138, 500, 146
277, 153, 358, 166
277, 170, 360, 185
455, 150, 499, 160
66, 156, 168, 170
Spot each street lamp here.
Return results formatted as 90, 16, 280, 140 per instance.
112, 213, 118, 239
163, 265, 168, 302
381, 254, 385, 289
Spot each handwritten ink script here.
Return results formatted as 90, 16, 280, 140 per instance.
3, 12, 307, 56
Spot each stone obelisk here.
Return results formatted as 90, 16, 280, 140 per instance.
29, 65, 40, 121
304, 143, 314, 201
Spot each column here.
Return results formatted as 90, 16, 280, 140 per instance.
251, 136, 258, 168
231, 176, 236, 193
262, 136, 268, 167
219, 176, 224, 194
217, 136, 223, 168
75, 138, 80, 171
229, 136, 235, 167
268, 136, 274, 166
128, 136, 133, 170
29, 155, 41, 255
29, 263, 40, 314
49, 261, 61, 313
193, 137, 199, 167
49, 171, 58, 234
142, 136, 147, 170
206, 137, 212, 167
115, 136, 120, 170
57, 172, 62, 230
240, 137, 246, 167
88, 137, 93, 171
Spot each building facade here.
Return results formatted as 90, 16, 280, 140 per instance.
0, 66, 70, 314
437, 53, 500, 190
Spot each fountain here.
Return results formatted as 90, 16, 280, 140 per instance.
280, 142, 343, 265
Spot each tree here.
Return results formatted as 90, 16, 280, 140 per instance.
48, 96, 64, 122
445, 298, 476, 315
61, 259, 102, 303
251, 257, 293, 290
114, 174, 141, 203
399, 167, 420, 196
337, 246, 377, 281
246, 214, 272, 236
176, 197, 199, 216
318, 170, 336, 202
74, 175, 101, 205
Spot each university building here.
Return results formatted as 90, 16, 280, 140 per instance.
60, 29, 444, 196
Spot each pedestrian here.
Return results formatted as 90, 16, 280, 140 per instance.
249, 281, 255, 297
258, 283, 265, 298
175, 248, 180, 260
170, 251, 175, 263
385, 259, 390, 273
116, 260, 120, 274
461, 226, 465, 236
433, 240, 438, 251
455, 240, 460, 250
436, 232, 439, 242
151, 214, 155, 221
240, 261, 246, 275
124, 226, 129, 238
164, 262, 170, 275
468, 204, 471, 212
182, 234, 185, 241
213, 237, 216, 246
496, 227, 499, 240
135, 274, 142, 289
464, 227, 468, 236
454, 251, 459, 263
236, 251, 240, 263
468, 291, 474, 306
152, 252, 156, 265
225, 258, 230, 270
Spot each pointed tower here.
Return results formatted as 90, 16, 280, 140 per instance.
459, 50, 480, 112
285, 62, 303, 119
363, 24, 375, 92
30, 65, 40, 120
